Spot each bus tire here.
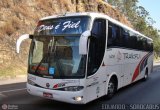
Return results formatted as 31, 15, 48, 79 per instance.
106, 77, 117, 99
143, 68, 148, 81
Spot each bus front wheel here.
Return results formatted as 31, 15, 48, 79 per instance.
106, 78, 117, 99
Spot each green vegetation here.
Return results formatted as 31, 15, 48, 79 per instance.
108, 0, 160, 57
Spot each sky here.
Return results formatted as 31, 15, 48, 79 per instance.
138, 0, 160, 31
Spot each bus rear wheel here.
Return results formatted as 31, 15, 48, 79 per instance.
143, 69, 148, 81
107, 78, 117, 99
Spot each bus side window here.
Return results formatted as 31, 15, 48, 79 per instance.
92, 21, 100, 37
107, 23, 113, 47
107, 22, 117, 47
107, 22, 123, 47
113, 25, 121, 47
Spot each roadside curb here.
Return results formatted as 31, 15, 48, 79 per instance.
0, 75, 27, 85
154, 62, 160, 66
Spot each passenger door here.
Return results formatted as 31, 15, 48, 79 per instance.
85, 19, 106, 103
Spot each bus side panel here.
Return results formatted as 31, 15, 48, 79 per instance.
84, 67, 107, 103
105, 48, 153, 89
105, 49, 123, 89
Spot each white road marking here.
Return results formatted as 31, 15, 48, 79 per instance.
0, 93, 7, 98
0, 88, 27, 94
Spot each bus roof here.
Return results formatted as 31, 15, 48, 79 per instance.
40, 12, 153, 41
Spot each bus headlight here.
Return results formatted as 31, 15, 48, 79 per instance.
63, 86, 84, 91
28, 79, 36, 86
73, 96, 83, 101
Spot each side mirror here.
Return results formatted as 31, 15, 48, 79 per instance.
79, 30, 91, 55
16, 34, 32, 53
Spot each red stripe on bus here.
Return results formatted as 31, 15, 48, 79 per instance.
131, 52, 151, 82
132, 63, 140, 82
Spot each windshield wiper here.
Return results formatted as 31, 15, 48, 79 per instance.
35, 53, 49, 74
35, 36, 54, 75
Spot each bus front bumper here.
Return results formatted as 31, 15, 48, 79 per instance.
27, 83, 86, 104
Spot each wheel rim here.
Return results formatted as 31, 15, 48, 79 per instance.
108, 81, 115, 94
144, 73, 148, 79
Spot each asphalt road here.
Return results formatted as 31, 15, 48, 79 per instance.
0, 65, 160, 110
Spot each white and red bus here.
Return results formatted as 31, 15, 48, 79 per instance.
16, 12, 153, 104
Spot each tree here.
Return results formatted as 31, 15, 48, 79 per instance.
107, 0, 160, 55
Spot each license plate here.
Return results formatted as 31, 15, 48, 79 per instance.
43, 92, 53, 98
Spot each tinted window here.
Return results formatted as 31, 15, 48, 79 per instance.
107, 22, 120, 47
107, 21, 152, 51
87, 19, 106, 76
121, 28, 129, 47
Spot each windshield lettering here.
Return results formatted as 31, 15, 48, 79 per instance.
37, 25, 54, 32
62, 21, 81, 31
37, 20, 81, 32
34, 16, 89, 35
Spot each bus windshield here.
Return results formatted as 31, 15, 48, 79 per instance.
34, 16, 89, 35
28, 35, 87, 79
28, 16, 90, 79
